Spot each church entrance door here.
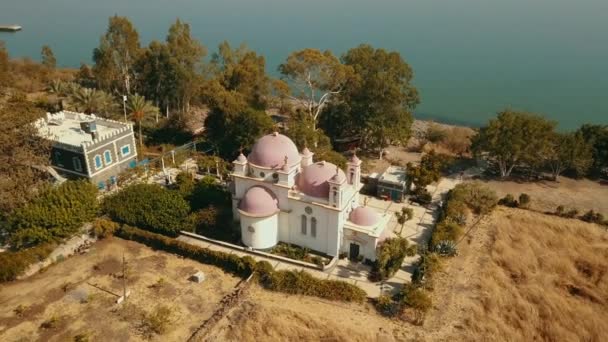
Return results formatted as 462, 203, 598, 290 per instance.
349, 243, 360, 260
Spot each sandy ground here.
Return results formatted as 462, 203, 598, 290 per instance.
482, 176, 608, 216
0, 238, 240, 342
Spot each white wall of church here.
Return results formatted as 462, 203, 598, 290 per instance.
286, 200, 341, 256
341, 228, 378, 261
241, 213, 279, 250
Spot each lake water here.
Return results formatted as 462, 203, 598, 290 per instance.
1, 0, 607, 129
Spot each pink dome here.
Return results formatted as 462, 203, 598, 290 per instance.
349, 206, 380, 226
248, 132, 301, 168
235, 153, 247, 163
297, 161, 346, 198
239, 186, 279, 216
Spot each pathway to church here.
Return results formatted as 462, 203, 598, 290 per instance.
178, 174, 465, 298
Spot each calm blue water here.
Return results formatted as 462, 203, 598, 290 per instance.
2, 0, 607, 129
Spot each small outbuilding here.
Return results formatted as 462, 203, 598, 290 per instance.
377, 166, 408, 202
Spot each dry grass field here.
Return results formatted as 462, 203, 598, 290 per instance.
482, 177, 608, 216
0, 238, 240, 342
427, 207, 608, 341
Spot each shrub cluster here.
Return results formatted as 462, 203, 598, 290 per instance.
553, 206, 607, 226
0, 243, 55, 282
256, 261, 366, 302
372, 237, 417, 281
116, 226, 366, 302
498, 193, 531, 209
7, 180, 98, 248
103, 184, 191, 237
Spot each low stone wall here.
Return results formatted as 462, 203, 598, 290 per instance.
179, 231, 336, 271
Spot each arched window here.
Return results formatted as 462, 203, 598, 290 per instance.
311, 217, 317, 238
301, 215, 307, 235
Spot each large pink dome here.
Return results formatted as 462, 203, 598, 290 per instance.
297, 161, 346, 198
248, 132, 301, 168
239, 186, 279, 217
349, 206, 380, 226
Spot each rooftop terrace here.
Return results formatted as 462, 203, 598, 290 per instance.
35, 111, 132, 148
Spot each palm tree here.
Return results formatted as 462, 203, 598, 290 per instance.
69, 87, 105, 114
127, 94, 159, 149
395, 207, 414, 236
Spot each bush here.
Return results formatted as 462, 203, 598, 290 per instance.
411, 253, 442, 286
425, 123, 447, 143
449, 182, 498, 215
518, 193, 531, 208
431, 221, 464, 247
91, 218, 119, 239
498, 194, 518, 207
141, 305, 173, 337
188, 176, 231, 211
433, 240, 458, 257
442, 199, 469, 225
555, 205, 565, 216
7, 181, 98, 248
564, 209, 579, 218
580, 210, 604, 224
399, 283, 432, 324
372, 237, 416, 281
103, 184, 191, 236
0, 243, 56, 282
260, 269, 366, 302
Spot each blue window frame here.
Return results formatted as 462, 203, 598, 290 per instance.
94, 155, 102, 169
104, 150, 112, 165
121, 145, 131, 156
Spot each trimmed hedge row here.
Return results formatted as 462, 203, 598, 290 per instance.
116, 225, 366, 302
256, 261, 366, 302
0, 243, 55, 282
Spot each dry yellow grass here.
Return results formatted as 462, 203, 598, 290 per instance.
451, 207, 608, 341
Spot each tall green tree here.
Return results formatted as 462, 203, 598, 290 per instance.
93, 15, 141, 94
166, 19, 206, 114
395, 207, 414, 236
40, 45, 56, 69
204, 97, 273, 158
471, 110, 556, 178
546, 132, 593, 180
279, 48, 353, 130
576, 124, 608, 174
134, 41, 178, 119
210, 41, 270, 110
321, 45, 419, 158
128, 94, 159, 148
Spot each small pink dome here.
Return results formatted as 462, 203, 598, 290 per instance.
301, 147, 313, 156
297, 161, 346, 198
248, 132, 301, 168
349, 206, 380, 226
239, 186, 279, 216
350, 153, 361, 164
235, 153, 247, 163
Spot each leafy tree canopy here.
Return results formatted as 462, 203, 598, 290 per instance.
471, 109, 556, 178
93, 15, 141, 94
321, 45, 418, 157
0, 96, 52, 215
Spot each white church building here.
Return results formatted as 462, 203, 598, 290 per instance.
230, 132, 392, 261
